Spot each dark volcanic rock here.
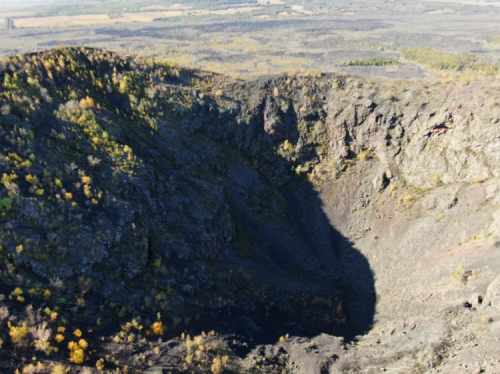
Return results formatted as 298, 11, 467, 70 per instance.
0, 47, 500, 373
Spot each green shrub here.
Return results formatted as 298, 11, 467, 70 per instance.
343, 58, 399, 67
0, 198, 12, 211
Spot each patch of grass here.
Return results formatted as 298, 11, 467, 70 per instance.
402, 47, 500, 77
356, 150, 368, 161
487, 35, 500, 45
452, 264, 472, 284
481, 314, 493, 323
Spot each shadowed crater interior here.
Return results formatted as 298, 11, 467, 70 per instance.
0, 48, 376, 368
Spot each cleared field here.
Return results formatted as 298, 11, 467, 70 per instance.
257, 0, 284, 3
12, 7, 261, 28
291, 5, 313, 14
14, 14, 113, 28
421, 0, 500, 5
140, 4, 193, 11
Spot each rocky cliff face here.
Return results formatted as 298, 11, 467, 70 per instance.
0, 47, 499, 373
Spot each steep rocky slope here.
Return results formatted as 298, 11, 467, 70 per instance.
0, 47, 499, 373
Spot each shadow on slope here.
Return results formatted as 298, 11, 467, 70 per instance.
176, 87, 376, 345
217, 166, 376, 344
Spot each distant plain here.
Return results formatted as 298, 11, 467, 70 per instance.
1, 0, 500, 79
